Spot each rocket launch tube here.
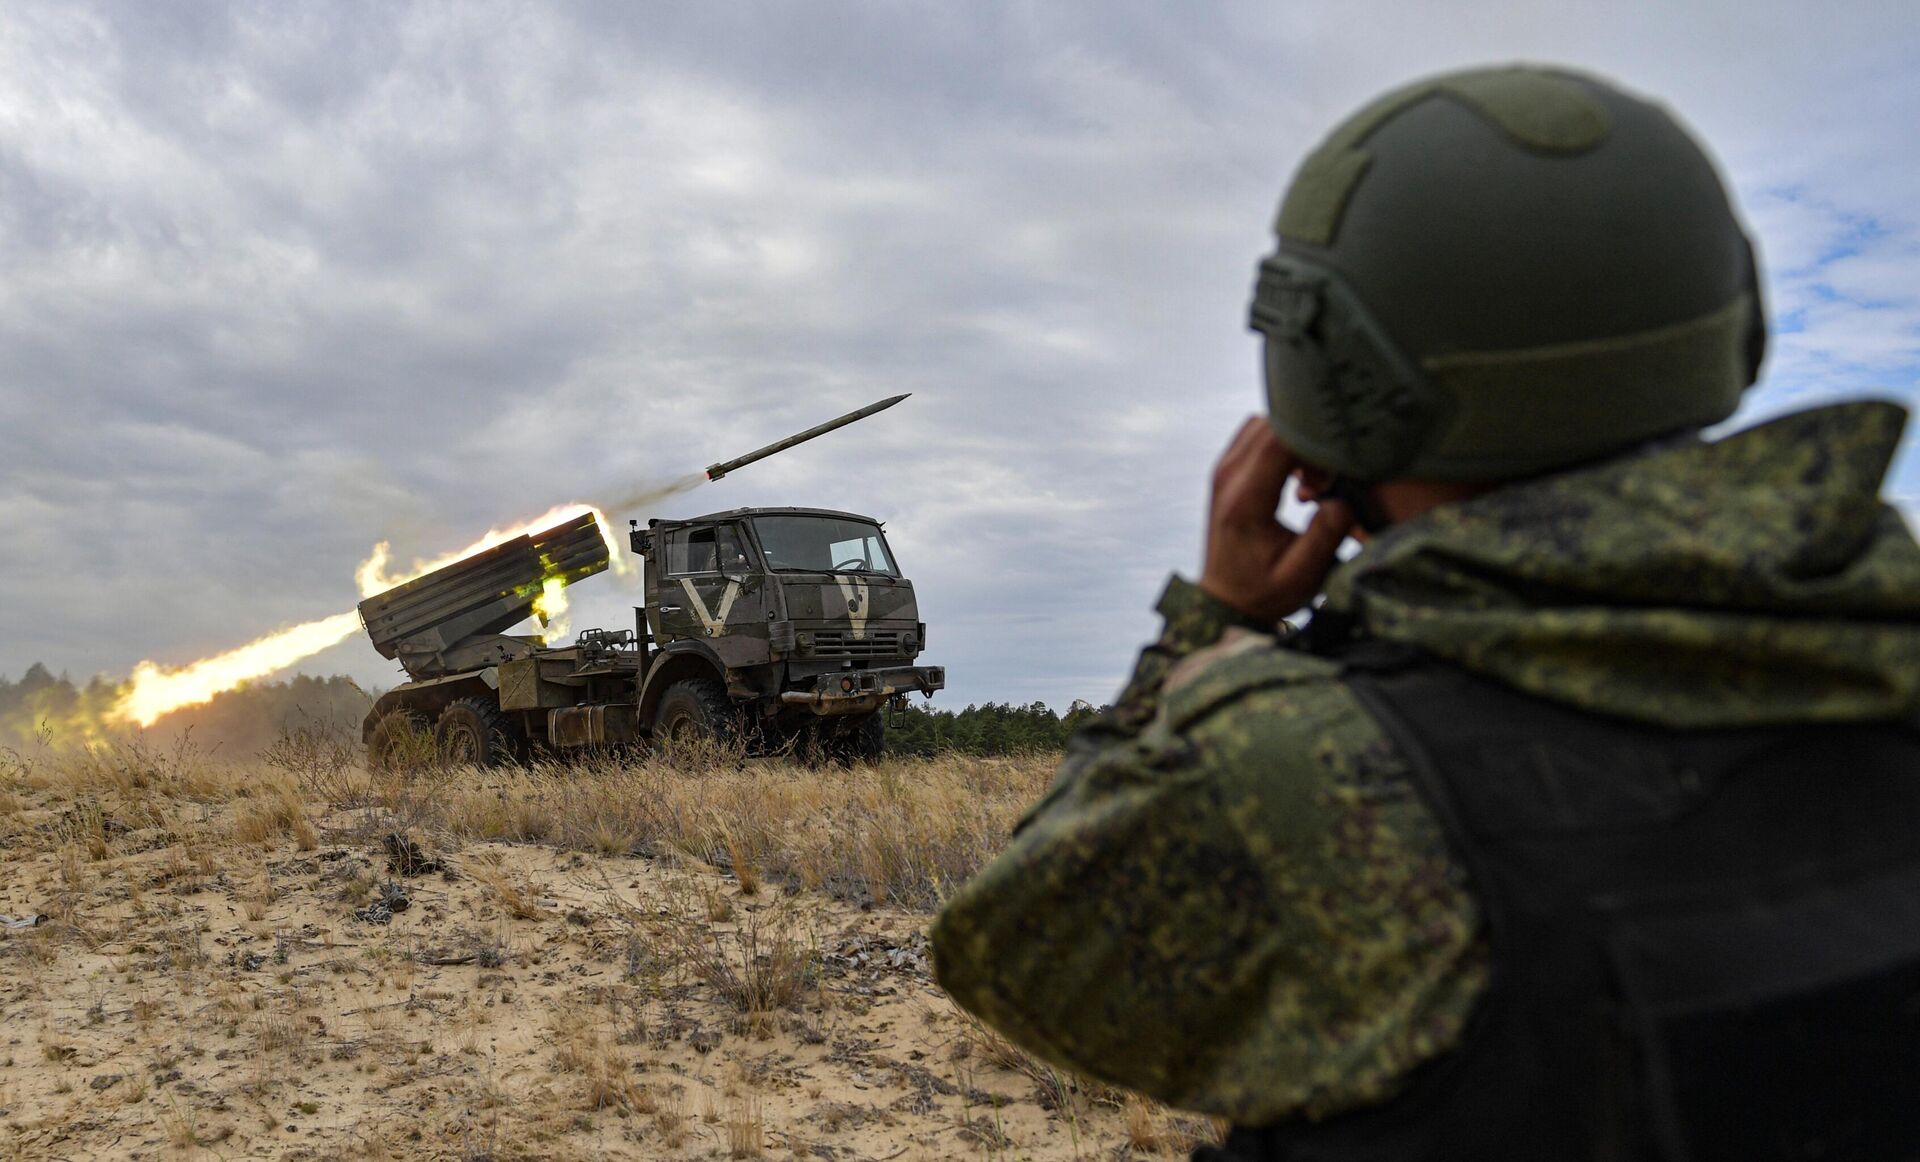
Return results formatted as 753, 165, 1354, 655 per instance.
703, 394, 910, 481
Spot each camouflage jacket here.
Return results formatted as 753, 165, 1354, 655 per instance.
931, 401, 1920, 1125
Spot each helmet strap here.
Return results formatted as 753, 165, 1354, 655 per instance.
1322, 475, 1393, 536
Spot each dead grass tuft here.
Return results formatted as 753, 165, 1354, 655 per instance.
641, 881, 817, 1018
381, 752, 1049, 912
550, 1006, 655, 1114
726, 1093, 765, 1157
261, 712, 366, 805
158, 1098, 230, 1149
1124, 1092, 1221, 1155
462, 852, 547, 920
232, 780, 313, 847
254, 1006, 311, 1058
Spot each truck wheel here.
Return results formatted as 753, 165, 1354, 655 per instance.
846, 713, 885, 764
435, 697, 518, 768
804, 713, 885, 767
652, 679, 739, 752
367, 709, 430, 772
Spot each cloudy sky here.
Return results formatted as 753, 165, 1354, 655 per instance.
2, 1, 1916, 712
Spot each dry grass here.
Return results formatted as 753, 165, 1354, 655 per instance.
550, 1004, 655, 1114
0, 736, 1205, 1159
1124, 1092, 1224, 1155
12, 734, 232, 803
374, 749, 1048, 911
727, 1092, 765, 1158
461, 850, 548, 920
637, 880, 819, 1019
951, 1004, 1219, 1153
232, 779, 317, 849
260, 713, 368, 804
158, 1098, 231, 1149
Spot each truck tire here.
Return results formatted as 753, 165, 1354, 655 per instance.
435, 697, 518, 768
367, 709, 430, 772
652, 678, 739, 752
845, 713, 885, 764
802, 713, 885, 767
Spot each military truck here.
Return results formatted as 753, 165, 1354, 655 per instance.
358, 505, 944, 767
631, 506, 941, 757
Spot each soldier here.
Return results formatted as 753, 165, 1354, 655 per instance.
932, 65, 1920, 1159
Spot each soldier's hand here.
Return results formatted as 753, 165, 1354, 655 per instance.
1199, 417, 1357, 623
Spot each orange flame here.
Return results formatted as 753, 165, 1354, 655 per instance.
110, 612, 364, 728
530, 576, 572, 639
106, 502, 636, 729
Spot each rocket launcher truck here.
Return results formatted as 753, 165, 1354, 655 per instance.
357, 399, 945, 765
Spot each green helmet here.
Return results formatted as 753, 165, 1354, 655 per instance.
1251, 65, 1766, 482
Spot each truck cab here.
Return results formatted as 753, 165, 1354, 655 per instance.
632, 507, 944, 758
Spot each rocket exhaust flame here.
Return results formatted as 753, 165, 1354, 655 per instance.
530, 576, 572, 640
90, 396, 901, 736
104, 497, 672, 730
112, 612, 364, 729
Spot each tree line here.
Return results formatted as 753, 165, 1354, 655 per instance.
2, 662, 1101, 758
883, 700, 1108, 757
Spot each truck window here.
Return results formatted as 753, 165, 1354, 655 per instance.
752, 515, 899, 576
666, 528, 717, 575
666, 525, 749, 575
715, 526, 751, 571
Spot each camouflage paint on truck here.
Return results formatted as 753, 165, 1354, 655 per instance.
636, 507, 942, 733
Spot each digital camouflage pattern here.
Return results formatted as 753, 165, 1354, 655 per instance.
932, 578, 1488, 1123
1328, 401, 1920, 726
931, 401, 1920, 1125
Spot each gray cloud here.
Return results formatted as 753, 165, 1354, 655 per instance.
2, 1, 1917, 710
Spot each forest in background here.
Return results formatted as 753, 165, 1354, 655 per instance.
0, 663, 1099, 759
884, 699, 1106, 757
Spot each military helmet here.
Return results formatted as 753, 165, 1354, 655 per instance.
1251, 65, 1766, 482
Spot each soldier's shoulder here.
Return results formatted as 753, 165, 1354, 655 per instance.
1132, 628, 1478, 1118
1146, 627, 1414, 817
1157, 625, 1351, 733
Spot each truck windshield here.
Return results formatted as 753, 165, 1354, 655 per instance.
752, 515, 898, 576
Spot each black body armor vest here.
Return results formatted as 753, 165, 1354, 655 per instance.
1200, 644, 1920, 1162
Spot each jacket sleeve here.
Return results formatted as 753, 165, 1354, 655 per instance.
929, 577, 1486, 1124
1104, 576, 1278, 730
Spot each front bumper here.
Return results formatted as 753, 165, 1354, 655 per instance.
779, 664, 945, 715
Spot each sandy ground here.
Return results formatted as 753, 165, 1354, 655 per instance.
0, 765, 1211, 1160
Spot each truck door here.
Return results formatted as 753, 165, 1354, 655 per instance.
657, 523, 769, 667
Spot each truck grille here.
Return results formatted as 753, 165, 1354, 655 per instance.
811, 629, 907, 658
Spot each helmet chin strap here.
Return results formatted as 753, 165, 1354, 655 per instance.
1321, 475, 1394, 536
